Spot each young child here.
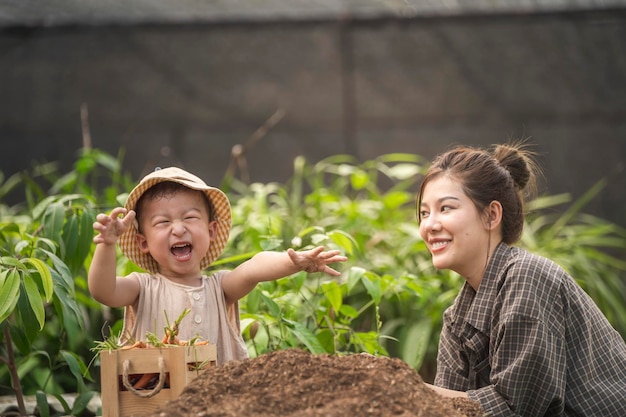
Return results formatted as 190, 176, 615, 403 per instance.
88, 167, 347, 364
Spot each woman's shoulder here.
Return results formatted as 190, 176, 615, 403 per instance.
498, 247, 573, 323
505, 246, 569, 285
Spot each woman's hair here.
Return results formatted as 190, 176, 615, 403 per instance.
417, 141, 541, 244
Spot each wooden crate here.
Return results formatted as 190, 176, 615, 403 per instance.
100, 344, 216, 417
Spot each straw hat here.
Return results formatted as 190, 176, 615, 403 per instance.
118, 167, 231, 273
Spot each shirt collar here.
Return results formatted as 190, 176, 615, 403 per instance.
463, 241, 511, 333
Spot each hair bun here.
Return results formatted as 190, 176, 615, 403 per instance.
493, 144, 534, 191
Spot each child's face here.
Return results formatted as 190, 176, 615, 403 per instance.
135, 188, 217, 280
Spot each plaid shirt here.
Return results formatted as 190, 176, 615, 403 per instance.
434, 243, 626, 416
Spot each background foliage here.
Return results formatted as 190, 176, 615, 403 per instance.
1, 147, 625, 415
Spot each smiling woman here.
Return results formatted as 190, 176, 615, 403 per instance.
416, 142, 626, 416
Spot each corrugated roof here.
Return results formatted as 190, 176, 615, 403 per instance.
2, 0, 626, 27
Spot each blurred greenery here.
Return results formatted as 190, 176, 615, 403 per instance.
1, 147, 624, 415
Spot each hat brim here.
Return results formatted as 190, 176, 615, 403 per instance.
118, 167, 231, 273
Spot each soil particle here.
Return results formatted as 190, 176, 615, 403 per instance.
147, 349, 482, 417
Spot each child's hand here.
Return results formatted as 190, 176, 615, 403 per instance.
93, 207, 136, 245
287, 246, 348, 276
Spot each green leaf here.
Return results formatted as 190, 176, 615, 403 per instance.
23, 257, 53, 302
350, 170, 369, 190
76, 207, 96, 266
0, 269, 20, 323
386, 163, 422, 180
51, 288, 85, 332
62, 213, 79, 265
383, 191, 411, 210
1, 256, 20, 267
42, 202, 65, 239
339, 304, 359, 319
282, 318, 326, 354
322, 281, 342, 313
36, 391, 51, 417
40, 249, 74, 292
31, 195, 58, 220
361, 274, 382, 305
49, 393, 71, 414
23, 274, 45, 329
347, 266, 366, 293
260, 292, 281, 317
60, 350, 87, 392
244, 287, 261, 314
315, 329, 335, 353
401, 318, 433, 370
10, 324, 32, 355
16, 287, 39, 344
327, 230, 356, 256
71, 391, 97, 415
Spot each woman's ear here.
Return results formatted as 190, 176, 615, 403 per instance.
136, 233, 151, 254
486, 200, 503, 230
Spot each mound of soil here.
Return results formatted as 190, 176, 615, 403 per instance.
148, 349, 482, 417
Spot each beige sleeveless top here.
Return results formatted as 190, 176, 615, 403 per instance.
120, 271, 249, 365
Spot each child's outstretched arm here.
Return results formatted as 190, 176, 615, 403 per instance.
222, 246, 348, 305
88, 207, 140, 308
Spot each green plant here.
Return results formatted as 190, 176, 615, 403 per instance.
216, 154, 626, 380
215, 154, 452, 371
0, 148, 133, 416
2, 146, 624, 416
0, 194, 96, 415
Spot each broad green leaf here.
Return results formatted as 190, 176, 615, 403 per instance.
244, 287, 261, 313
347, 266, 366, 292
40, 249, 74, 292
71, 391, 97, 416
260, 292, 281, 318
16, 288, 39, 343
350, 170, 369, 190
42, 202, 65, 239
49, 393, 71, 414
361, 274, 382, 305
13, 240, 30, 255
76, 207, 96, 265
1, 256, 20, 267
23, 274, 45, 329
383, 191, 411, 210
31, 195, 58, 220
63, 213, 78, 264
339, 304, 359, 319
23, 257, 53, 302
9, 325, 31, 355
35, 391, 50, 417
0, 269, 20, 323
61, 350, 87, 392
283, 318, 326, 354
322, 281, 342, 313
328, 230, 356, 256
316, 328, 335, 353
401, 318, 433, 370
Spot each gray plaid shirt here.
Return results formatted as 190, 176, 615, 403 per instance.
434, 243, 626, 416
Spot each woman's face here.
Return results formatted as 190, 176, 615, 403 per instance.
418, 175, 491, 285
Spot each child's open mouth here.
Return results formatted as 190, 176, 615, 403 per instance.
171, 243, 192, 259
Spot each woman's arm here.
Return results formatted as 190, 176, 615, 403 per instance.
425, 383, 469, 398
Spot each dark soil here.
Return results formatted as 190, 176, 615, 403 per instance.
147, 349, 483, 417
